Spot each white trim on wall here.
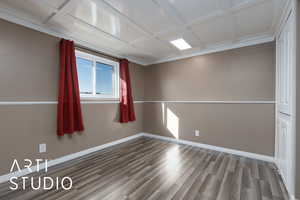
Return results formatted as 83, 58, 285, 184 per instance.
274, 0, 297, 198
0, 133, 144, 184
275, 0, 293, 37
0, 100, 275, 105
0, 101, 58, 105
141, 100, 275, 104
0, 101, 144, 105
0, 132, 275, 184
141, 133, 275, 163
148, 35, 275, 65
276, 159, 298, 200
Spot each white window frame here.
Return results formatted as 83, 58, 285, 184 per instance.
75, 50, 120, 100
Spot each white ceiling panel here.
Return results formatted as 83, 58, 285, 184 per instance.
105, 0, 177, 34
0, 0, 55, 23
167, 0, 218, 22
42, 0, 67, 9
217, 0, 235, 10
190, 15, 235, 46
0, 0, 288, 65
118, 45, 158, 64
49, 14, 127, 53
235, 1, 274, 37
217, 0, 259, 10
157, 29, 203, 48
67, 0, 146, 42
232, 0, 254, 7
132, 38, 178, 58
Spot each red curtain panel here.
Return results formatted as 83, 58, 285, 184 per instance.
57, 39, 84, 136
119, 59, 136, 123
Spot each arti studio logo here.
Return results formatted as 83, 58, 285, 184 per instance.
9, 159, 72, 191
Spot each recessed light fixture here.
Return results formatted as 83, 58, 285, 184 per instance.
170, 38, 192, 50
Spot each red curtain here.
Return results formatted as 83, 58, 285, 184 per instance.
119, 59, 136, 123
57, 39, 84, 136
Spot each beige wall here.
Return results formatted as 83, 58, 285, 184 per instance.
0, 20, 59, 101
0, 18, 276, 178
0, 19, 144, 175
144, 43, 275, 101
0, 104, 143, 174
144, 103, 275, 155
143, 43, 275, 156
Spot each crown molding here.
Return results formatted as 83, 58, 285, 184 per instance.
0, 7, 147, 66
0, 6, 275, 66
146, 34, 275, 65
274, 0, 294, 37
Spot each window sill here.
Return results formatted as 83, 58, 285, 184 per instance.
80, 97, 120, 102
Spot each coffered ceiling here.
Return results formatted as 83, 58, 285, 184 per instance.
0, 0, 288, 65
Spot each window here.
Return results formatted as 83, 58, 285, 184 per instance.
75, 50, 119, 99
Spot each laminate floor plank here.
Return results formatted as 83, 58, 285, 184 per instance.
0, 137, 289, 200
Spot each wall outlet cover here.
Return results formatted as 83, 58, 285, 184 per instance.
195, 130, 200, 136
39, 143, 46, 153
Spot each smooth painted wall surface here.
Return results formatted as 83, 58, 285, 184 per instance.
143, 43, 275, 156
144, 103, 275, 155
144, 43, 275, 101
0, 104, 143, 175
0, 19, 144, 175
0, 17, 276, 178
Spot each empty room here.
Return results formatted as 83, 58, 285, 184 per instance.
0, 0, 299, 199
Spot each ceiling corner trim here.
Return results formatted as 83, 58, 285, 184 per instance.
0, 8, 148, 66
0, 5, 276, 67
146, 34, 275, 65
274, 0, 294, 37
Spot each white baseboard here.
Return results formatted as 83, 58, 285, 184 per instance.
274, 159, 297, 200
1, 132, 293, 198
0, 132, 275, 185
0, 133, 144, 184
140, 133, 275, 163
142, 134, 296, 198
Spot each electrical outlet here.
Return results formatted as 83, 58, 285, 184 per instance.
195, 130, 200, 137
39, 143, 46, 153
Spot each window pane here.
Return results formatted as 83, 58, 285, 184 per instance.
96, 62, 113, 95
77, 57, 93, 95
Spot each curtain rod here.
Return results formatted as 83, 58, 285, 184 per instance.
75, 44, 121, 61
